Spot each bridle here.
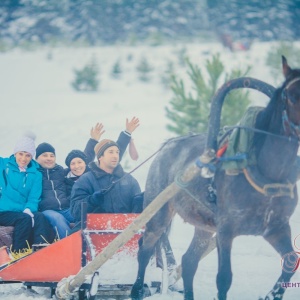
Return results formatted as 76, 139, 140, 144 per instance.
282, 77, 300, 139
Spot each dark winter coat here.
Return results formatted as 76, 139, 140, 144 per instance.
64, 132, 131, 197
38, 138, 95, 211
70, 162, 141, 222
0, 155, 42, 212
38, 164, 68, 211
39, 131, 132, 211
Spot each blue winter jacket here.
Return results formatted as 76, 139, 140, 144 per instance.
0, 155, 42, 212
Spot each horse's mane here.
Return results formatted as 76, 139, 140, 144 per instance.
162, 133, 202, 148
253, 87, 284, 154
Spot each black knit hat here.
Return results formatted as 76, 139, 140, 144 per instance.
65, 149, 88, 168
36, 142, 56, 159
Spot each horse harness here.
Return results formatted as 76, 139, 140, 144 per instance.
241, 78, 300, 198
282, 77, 300, 138
198, 77, 300, 199
243, 167, 295, 198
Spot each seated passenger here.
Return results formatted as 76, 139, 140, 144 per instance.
36, 118, 140, 239
64, 117, 140, 196
70, 137, 143, 225
0, 133, 55, 259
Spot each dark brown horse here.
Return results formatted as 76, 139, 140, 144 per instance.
131, 56, 300, 300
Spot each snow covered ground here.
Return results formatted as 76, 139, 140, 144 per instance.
0, 41, 300, 299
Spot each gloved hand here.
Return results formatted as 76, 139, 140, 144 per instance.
132, 192, 144, 213
88, 190, 105, 206
23, 208, 34, 227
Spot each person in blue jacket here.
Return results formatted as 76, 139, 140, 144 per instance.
0, 133, 55, 256
36, 117, 140, 239
70, 137, 143, 224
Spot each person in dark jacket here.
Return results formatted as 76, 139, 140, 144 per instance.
70, 138, 143, 224
0, 133, 55, 258
64, 117, 140, 194
37, 118, 140, 239
64, 150, 89, 197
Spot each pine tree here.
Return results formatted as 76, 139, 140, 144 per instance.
177, 47, 187, 67
111, 59, 122, 79
165, 54, 251, 135
160, 61, 175, 89
71, 57, 99, 92
136, 56, 153, 82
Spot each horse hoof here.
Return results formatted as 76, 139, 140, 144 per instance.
130, 293, 144, 300
131, 284, 154, 300
130, 288, 144, 300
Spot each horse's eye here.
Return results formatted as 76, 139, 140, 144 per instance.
289, 94, 298, 104
286, 91, 298, 104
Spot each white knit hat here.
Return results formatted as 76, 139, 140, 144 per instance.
13, 131, 36, 158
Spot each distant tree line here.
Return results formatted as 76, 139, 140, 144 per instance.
207, 0, 300, 42
0, 0, 208, 45
0, 0, 300, 46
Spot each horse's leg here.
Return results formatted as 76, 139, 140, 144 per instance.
131, 205, 173, 300
263, 224, 296, 300
181, 228, 215, 300
131, 235, 155, 300
216, 226, 233, 300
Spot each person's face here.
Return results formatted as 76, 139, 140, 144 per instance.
37, 152, 56, 169
15, 151, 32, 168
99, 146, 120, 172
70, 157, 86, 176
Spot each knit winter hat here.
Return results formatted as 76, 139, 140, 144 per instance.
14, 131, 36, 158
94, 139, 119, 159
36, 142, 56, 159
65, 149, 88, 168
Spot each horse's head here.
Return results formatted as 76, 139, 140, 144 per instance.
282, 56, 300, 138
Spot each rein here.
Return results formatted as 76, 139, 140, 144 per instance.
101, 135, 194, 192
282, 110, 300, 138
99, 148, 164, 194
221, 125, 299, 144
128, 134, 203, 175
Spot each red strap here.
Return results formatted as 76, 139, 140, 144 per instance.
216, 143, 228, 158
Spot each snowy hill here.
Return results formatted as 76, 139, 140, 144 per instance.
0, 41, 300, 299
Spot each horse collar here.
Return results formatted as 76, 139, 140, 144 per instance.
243, 167, 295, 198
